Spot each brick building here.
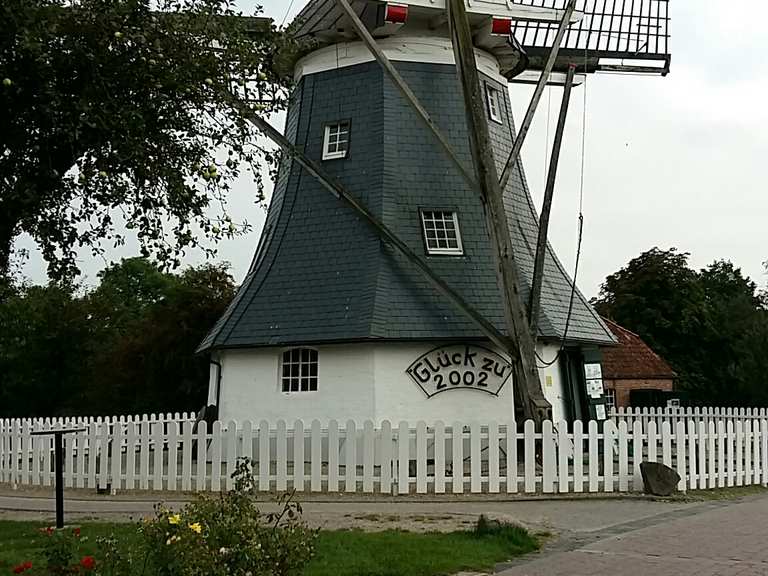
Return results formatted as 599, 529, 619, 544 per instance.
600, 318, 676, 410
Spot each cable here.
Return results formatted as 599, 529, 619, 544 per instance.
535, 49, 589, 369
280, 0, 297, 28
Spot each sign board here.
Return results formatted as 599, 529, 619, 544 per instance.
595, 404, 606, 421
586, 378, 604, 399
584, 363, 603, 381
406, 345, 512, 398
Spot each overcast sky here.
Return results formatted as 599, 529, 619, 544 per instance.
16, 0, 768, 298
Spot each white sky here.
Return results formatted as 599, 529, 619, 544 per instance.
16, 0, 768, 298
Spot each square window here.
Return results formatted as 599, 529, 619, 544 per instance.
486, 85, 503, 124
420, 211, 464, 256
322, 122, 351, 160
281, 348, 319, 393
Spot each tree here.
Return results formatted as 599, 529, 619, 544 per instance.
0, 282, 93, 417
1, 0, 290, 281
594, 248, 768, 406
0, 258, 236, 416
593, 248, 707, 377
85, 259, 236, 414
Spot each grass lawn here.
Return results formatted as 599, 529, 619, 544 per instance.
0, 520, 539, 576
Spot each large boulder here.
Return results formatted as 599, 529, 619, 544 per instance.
640, 461, 681, 496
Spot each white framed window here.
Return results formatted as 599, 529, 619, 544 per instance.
281, 348, 318, 393
604, 388, 616, 414
322, 121, 350, 160
420, 210, 464, 256
485, 84, 503, 124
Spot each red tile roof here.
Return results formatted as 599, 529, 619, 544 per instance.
600, 317, 676, 380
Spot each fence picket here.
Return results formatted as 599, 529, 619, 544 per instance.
111, 419, 124, 492
311, 420, 322, 492
632, 420, 643, 491
506, 422, 518, 494
328, 420, 339, 492
524, 420, 535, 493
210, 421, 222, 492
363, 421, 375, 493
452, 422, 463, 494
182, 420, 193, 492
64, 428, 75, 489
276, 420, 287, 491
488, 421, 499, 494
735, 419, 744, 486
542, 421, 555, 494
707, 421, 716, 489
195, 421, 207, 491
31, 421, 41, 486
166, 421, 178, 492
762, 418, 768, 487
557, 422, 569, 493
434, 421, 446, 494
618, 421, 629, 492
294, 420, 305, 492
379, 420, 392, 495
648, 421, 658, 464
573, 420, 583, 493
752, 419, 761, 485
397, 421, 408, 495
603, 420, 616, 492
139, 416, 150, 490
345, 420, 357, 493
676, 421, 687, 492
470, 422, 481, 494
258, 420, 270, 492
416, 421, 427, 494
588, 420, 598, 492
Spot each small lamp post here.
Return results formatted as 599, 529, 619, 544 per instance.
30, 428, 86, 529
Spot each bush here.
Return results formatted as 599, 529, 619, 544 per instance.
134, 458, 317, 576
15, 459, 318, 575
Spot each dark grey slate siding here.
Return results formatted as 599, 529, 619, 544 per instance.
199, 60, 615, 351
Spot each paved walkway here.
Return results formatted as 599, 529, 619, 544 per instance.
497, 494, 768, 576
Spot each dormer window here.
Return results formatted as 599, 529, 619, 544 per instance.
421, 210, 464, 256
322, 121, 351, 160
281, 348, 318, 392
485, 85, 503, 124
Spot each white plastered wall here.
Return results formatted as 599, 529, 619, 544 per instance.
217, 345, 376, 425
214, 342, 579, 425
536, 342, 569, 423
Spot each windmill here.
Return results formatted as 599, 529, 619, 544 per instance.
199, 0, 671, 427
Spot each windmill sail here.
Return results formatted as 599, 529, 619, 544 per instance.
511, 0, 671, 75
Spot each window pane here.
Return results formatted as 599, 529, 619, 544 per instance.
281, 348, 319, 392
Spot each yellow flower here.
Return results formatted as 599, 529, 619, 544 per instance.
188, 522, 202, 534
168, 514, 181, 525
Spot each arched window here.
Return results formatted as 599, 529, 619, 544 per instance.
281, 348, 318, 393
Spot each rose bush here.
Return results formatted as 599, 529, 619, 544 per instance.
11, 458, 317, 575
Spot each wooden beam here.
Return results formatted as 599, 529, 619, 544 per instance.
499, 0, 577, 192
240, 107, 515, 357
335, 0, 479, 194
446, 0, 552, 425
529, 64, 576, 336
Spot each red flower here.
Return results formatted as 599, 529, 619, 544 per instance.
80, 556, 96, 571
73, 527, 81, 537
12, 561, 32, 573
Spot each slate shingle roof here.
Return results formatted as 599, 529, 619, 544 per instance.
601, 318, 676, 380
199, 60, 615, 352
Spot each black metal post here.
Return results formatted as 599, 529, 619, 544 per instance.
31, 428, 85, 530
54, 433, 64, 529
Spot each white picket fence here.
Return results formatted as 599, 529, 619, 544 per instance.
1, 413, 768, 495
611, 406, 768, 431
